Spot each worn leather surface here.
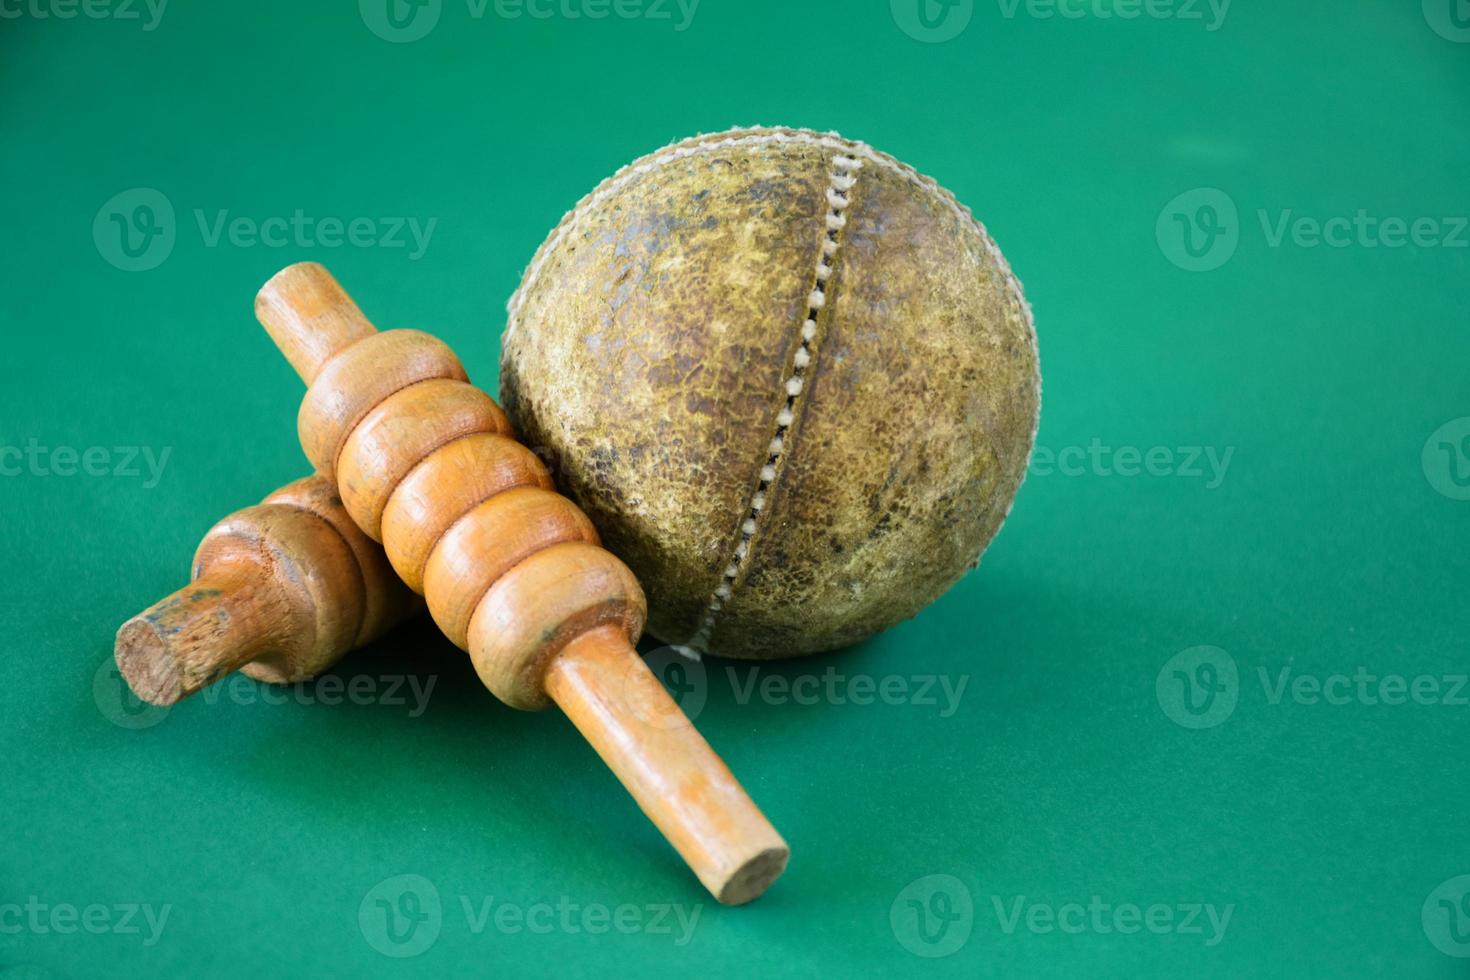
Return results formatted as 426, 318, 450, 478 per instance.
502, 127, 1040, 659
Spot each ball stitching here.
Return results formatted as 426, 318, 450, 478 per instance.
684, 151, 863, 652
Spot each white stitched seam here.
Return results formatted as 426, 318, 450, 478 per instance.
682, 152, 862, 652
503, 127, 1042, 651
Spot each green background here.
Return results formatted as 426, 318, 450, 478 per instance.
3, 0, 1468, 976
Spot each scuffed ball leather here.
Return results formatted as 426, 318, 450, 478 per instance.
502, 127, 1040, 659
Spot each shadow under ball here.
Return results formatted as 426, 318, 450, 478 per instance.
501, 126, 1041, 660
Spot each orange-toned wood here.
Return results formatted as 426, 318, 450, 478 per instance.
381, 433, 555, 593
546, 624, 790, 905
255, 262, 789, 904
298, 329, 467, 474
424, 488, 599, 650
463, 540, 644, 709
264, 476, 410, 645
336, 378, 512, 539
256, 273, 376, 382
115, 475, 419, 705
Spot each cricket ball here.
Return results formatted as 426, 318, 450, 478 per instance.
500, 126, 1040, 659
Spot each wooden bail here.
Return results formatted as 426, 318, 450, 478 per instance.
256, 265, 376, 384
115, 475, 419, 705
255, 262, 789, 904
547, 626, 789, 904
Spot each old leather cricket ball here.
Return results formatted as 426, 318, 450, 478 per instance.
500, 126, 1040, 659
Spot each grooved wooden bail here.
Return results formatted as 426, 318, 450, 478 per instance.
115, 475, 419, 706
116, 567, 284, 706
257, 265, 376, 384
255, 262, 789, 904
546, 625, 790, 905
